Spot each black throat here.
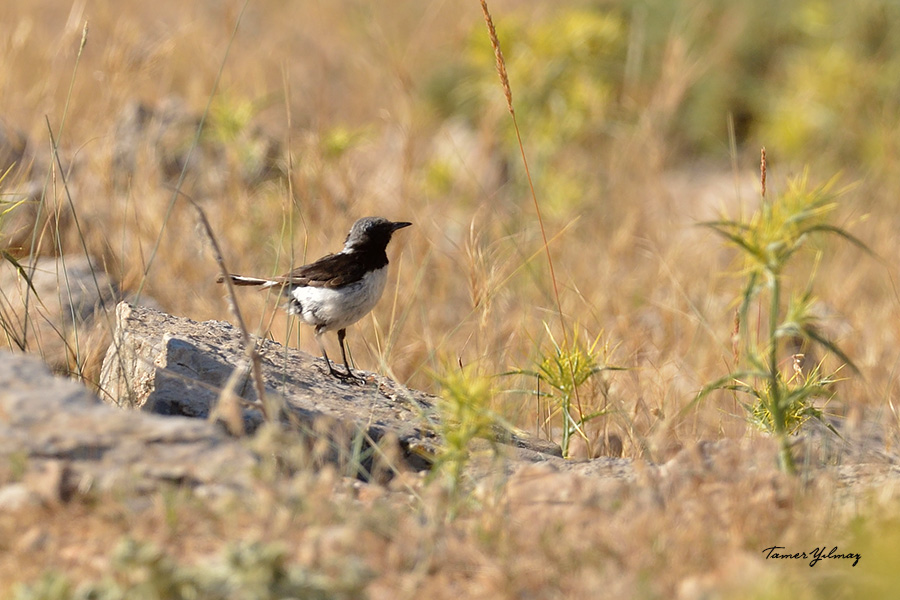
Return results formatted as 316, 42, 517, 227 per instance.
345, 244, 389, 272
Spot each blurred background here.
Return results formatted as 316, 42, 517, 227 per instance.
2, 0, 898, 459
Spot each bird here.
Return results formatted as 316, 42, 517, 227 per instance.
217, 217, 411, 381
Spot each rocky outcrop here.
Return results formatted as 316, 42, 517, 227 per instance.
0, 353, 257, 508
3, 297, 898, 518
99, 302, 562, 475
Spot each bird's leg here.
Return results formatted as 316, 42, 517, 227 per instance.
314, 330, 343, 379
314, 328, 363, 383
337, 328, 366, 383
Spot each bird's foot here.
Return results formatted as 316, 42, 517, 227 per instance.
323, 364, 367, 385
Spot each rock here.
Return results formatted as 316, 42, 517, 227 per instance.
0, 353, 257, 500
99, 302, 562, 475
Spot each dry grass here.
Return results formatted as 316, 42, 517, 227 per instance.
3, 0, 895, 450
2, 440, 898, 599
2, 0, 900, 597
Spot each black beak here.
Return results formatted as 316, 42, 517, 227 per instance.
391, 221, 412, 231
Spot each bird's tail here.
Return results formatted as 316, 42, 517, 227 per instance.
216, 274, 277, 287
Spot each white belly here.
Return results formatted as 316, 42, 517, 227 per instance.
289, 267, 388, 332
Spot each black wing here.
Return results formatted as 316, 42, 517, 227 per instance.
274, 251, 388, 288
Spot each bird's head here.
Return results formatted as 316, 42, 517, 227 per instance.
343, 217, 412, 252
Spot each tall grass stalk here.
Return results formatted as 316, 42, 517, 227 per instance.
4, 22, 125, 387
478, 0, 584, 412
185, 192, 269, 422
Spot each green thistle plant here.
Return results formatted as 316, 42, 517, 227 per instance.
512, 325, 623, 458
431, 366, 499, 511
700, 157, 867, 474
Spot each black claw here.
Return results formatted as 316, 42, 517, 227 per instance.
342, 372, 367, 385
321, 361, 366, 384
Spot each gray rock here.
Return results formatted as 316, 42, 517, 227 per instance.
0, 353, 257, 501
99, 302, 562, 475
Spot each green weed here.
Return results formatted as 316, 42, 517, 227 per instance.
430, 365, 499, 514
700, 159, 866, 473
511, 325, 623, 458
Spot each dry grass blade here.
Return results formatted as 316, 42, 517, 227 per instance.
44, 118, 117, 379
184, 192, 269, 422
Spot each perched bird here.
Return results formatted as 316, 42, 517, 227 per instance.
218, 217, 411, 381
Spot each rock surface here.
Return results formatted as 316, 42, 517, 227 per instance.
99, 302, 562, 474
0, 353, 257, 506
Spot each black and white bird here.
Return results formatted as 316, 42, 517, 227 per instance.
218, 217, 411, 381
